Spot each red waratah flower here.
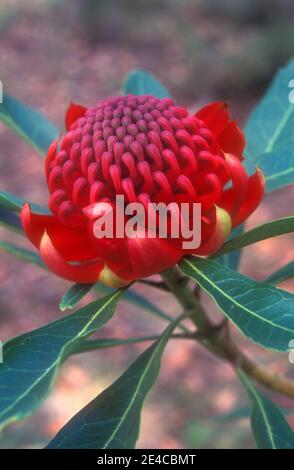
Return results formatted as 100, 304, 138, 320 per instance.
21, 95, 264, 287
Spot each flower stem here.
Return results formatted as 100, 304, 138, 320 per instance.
161, 266, 294, 399
161, 267, 213, 333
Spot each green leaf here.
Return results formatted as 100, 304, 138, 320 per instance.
60, 283, 94, 311
214, 217, 294, 258
245, 58, 294, 159
0, 93, 59, 155
257, 145, 294, 193
218, 405, 294, 422
0, 208, 23, 234
0, 291, 121, 430
238, 371, 294, 449
179, 257, 294, 351
265, 261, 294, 285
123, 70, 170, 98
0, 241, 44, 268
47, 316, 181, 449
0, 190, 49, 214
244, 58, 294, 190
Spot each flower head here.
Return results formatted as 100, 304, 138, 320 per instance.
21, 95, 264, 286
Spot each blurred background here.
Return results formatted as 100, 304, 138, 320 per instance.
0, 0, 294, 449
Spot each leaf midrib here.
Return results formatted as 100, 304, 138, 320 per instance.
265, 105, 294, 154
265, 166, 294, 182
102, 323, 175, 449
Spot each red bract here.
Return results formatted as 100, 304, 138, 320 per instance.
21, 95, 264, 286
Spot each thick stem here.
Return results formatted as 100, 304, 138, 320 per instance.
161, 267, 213, 333
161, 266, 294, 400
205, 332, 294, 398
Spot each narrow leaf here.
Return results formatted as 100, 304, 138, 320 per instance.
0, 241, 44, 268
123, 70, 170, 98
238, 370, 294, 449
0, 190, 49, 214
180, 257, 294, 351
218, 405, 294, 422
0, 291, 121, 430
60, 283, 94, 311
47, 316, 180, 449
265, 261, 294, 285
215, 217, 294, 258
75, 335, 163, 353
0, 208, 23, 234
0, 93, 59, 154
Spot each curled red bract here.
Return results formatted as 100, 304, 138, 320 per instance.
21, 95, 264, 286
